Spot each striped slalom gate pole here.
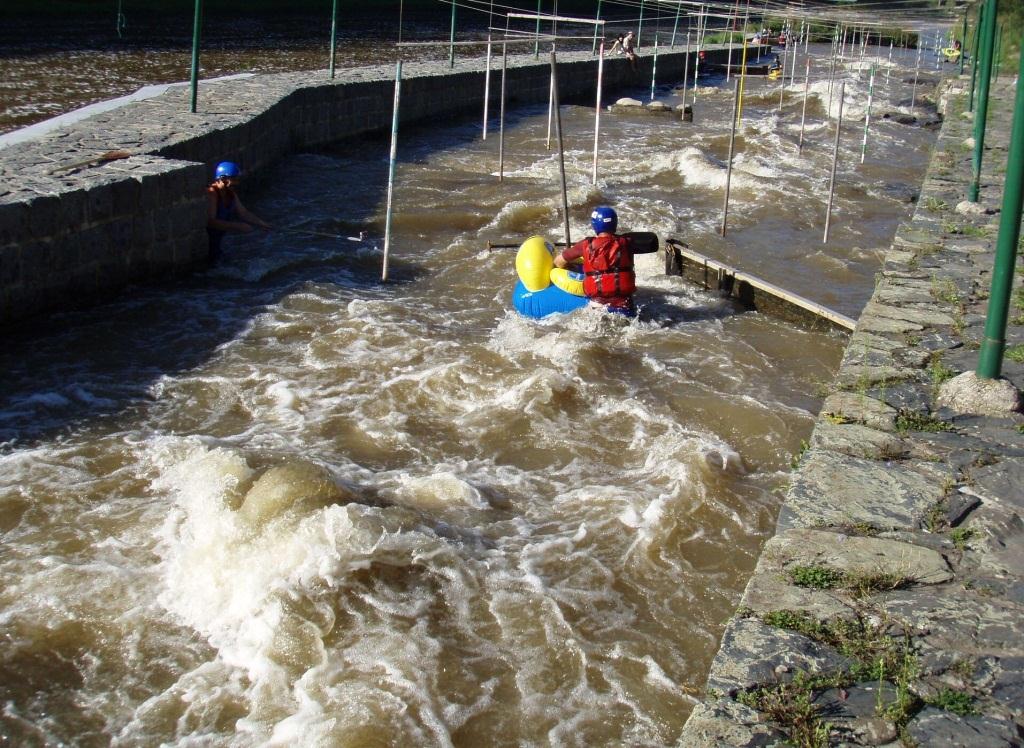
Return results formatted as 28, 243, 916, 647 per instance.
861, 64, 875, 163
381, 60, 402, 282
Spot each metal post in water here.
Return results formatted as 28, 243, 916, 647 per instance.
823, 81, 845, 244
592, 0, 603, 54
381, 61, 402, 282
969, 0, 998, 202
671, 3, 681, 47
726, 16, 734, 82
448, 1, 456, 68
778, 36, 788, 110
860, 63, 875, 164
692, 24, 702, 107
737, 36, 749, 122
721, 79, 741, 236
499, 43, 507, 181
550, 48, 571, 250
482, 37, 492, 140
798, 56, 810, 153
910, 43, 922, 111
650, 37, 659, 100
329, 0, 339, 79
534, 0, 542, 58
593, 40, 605, 184
977, 37, 1024, 379
188, 0, 203, 113
546, 69, 555, 149
681, 32, 691, 120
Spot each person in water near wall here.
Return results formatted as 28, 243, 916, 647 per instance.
206, 161, 272, 263
553, 206, 637, 317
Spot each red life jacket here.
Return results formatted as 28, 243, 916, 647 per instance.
582, 235, 635, 298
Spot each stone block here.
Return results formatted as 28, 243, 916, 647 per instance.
780, 449, 953, 531
0, 199, 31, 250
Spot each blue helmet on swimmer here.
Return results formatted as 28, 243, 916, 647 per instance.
214, 161, 241, 180
591, 206, 618, 234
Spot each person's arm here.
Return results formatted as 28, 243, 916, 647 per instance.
234, 197, 272, 231
554, 241, 585, 269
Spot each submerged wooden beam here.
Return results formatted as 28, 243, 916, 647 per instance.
663, 238, 856, 333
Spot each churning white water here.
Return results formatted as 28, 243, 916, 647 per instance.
0, 42, 939, 745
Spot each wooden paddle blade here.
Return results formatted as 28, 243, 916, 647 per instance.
623, 231, 659, 254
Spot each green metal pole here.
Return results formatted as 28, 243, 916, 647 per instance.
189, 0, 203, 113
969, 3, 983, 112
969, 0, 998, 202
592, 0, 602, 55
448, 1, 456, 68
959, 13, 966, 76
976, 35, 1024, 380
116, 0, 127, 37
329, 0, 339, 79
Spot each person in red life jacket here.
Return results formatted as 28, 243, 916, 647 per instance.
206, 161, 271, 263
553, 206, 637, 317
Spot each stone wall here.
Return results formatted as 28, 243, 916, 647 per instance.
678, 75, 1024, 747
0, 45, 731, 326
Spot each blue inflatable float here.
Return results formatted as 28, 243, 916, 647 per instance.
510, 235, 589, 319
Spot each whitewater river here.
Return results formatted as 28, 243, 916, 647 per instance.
0, 40, 941, 745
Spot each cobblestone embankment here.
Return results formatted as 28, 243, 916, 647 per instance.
0, 45, 728, 326
678, 74, 1024, 747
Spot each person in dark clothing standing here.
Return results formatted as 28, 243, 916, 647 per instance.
206, 161, 271, 263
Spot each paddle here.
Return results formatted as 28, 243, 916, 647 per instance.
282, 227, 367, 243
48, 149, 133, 175
486, 231, 659, 254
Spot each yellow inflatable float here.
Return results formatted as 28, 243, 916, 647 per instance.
511, 236, 588, 318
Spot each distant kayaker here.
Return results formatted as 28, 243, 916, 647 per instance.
206, 161, 271, 263
553, 206, 638, 317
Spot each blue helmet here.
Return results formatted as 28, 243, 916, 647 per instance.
591, 206, 618, 234
214, 161, 241, 180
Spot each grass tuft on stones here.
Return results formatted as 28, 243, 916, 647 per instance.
754, 610, 924, 741
926, 688, 978, 716
1005, 345, 1024, 364
950, 526, 976, 550
787, 564, 913, 597
895, 411, 952, 434
789, 564, 846, 589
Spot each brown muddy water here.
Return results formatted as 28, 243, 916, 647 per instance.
0, 27, 941, 746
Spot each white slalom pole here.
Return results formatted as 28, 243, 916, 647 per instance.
721, 78, 741, 236
886, 39, 893, 83
650, 37, 659, 100
482, 36, 492, 140
499, 41, 507, 180
798, 56, 810, 153
681, 31, 691, 113
861, 63, 875, 163
382, 60, 402, 282
824, 81, 845, 244
592, 40, 604, 184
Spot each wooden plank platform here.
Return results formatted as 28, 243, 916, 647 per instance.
663, 238, 856, 333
